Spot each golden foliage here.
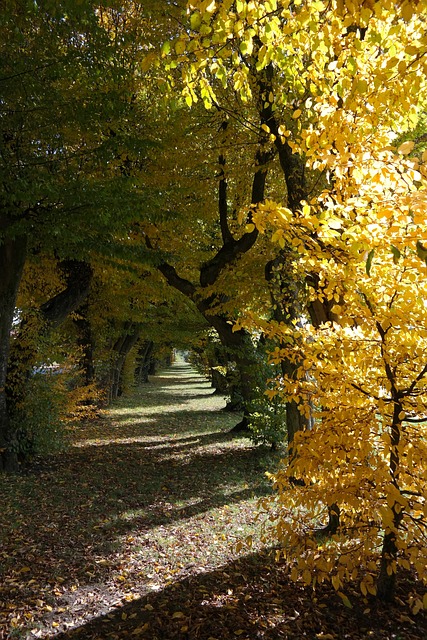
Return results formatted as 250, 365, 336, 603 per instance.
171, 0, 427, 604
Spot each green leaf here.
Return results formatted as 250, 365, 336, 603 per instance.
338, 591, 353, 609
366, 249, 375, 276
190, 11, 202, 30
161, 41, 171, 56
390, 245, 401, 264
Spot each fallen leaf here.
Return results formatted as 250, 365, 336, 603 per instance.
132, 623, 149, 635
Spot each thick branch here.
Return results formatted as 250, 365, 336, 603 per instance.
254, 57, 306, 212
156, 262, 197, 299
39, 260, 93, 329
218, 152, 233, 244
200, 147, 268, 288
218, 120, 234, 245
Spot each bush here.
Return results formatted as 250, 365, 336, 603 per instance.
11, 371, 69, 459
248, 387, 287, 447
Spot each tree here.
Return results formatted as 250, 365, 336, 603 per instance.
138, 94, 276, 427
166, 0, 427, 602
0, 0, 150, 469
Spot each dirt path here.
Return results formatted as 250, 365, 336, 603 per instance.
1, 360, 427, 639
1, 360, 275, 639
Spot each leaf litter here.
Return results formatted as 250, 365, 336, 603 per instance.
1, 362, 426, 639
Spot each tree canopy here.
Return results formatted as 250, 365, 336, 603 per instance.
2, 0, 427, 609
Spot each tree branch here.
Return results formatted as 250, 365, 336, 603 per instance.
199, 146, 268, 288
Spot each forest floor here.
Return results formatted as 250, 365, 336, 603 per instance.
1, 359, 427, 640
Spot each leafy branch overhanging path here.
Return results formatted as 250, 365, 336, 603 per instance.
1, 359, 426, 639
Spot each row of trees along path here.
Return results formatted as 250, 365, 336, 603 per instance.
1, 357, 426, 639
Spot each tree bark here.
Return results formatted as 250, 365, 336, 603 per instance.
73, 301, 96, 387
377, 401, 403, 601
109, 323, 140, 402
0, 234, 27, 472
135, 340, 154, 384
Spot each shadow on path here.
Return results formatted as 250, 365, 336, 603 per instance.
2, 359, 426, 640
0, 359, 279, 639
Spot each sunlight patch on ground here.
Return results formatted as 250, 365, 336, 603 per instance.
0, 362, 275, 639
72, 435, 168, 448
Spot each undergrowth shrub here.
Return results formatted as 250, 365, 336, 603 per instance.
248, 386, 287, 447
11, 371, 69, 458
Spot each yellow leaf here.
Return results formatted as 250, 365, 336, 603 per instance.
172, 611, 185, 619
293, 109, 302, 119
302, 568, 312, 585
401, 1, 414, 20
398, 140, 415, 155
412, 599, 423, 615
331, 574, 340, 590
141, 52, 157, 73
356, 79, 368, 94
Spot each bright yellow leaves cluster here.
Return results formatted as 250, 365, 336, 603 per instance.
170, 0, 427, 141
170, 0, 427, 604
254, 152, 427, 601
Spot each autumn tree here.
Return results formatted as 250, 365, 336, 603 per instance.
162, 0, 427, 603
137, 86, 277, 427
147, 0, 334, 437
0, 0, 153, 470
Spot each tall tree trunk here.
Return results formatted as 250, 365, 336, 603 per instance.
377, 402, 403, 601
207, 315, 259, 431
109, 323, 140, 402
265, 252, 311, 451
135, 340, 154, 384
73, 302, 96, 387
0, 234, 27, 472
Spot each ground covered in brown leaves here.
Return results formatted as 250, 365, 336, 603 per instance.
1, 360, 426, 639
